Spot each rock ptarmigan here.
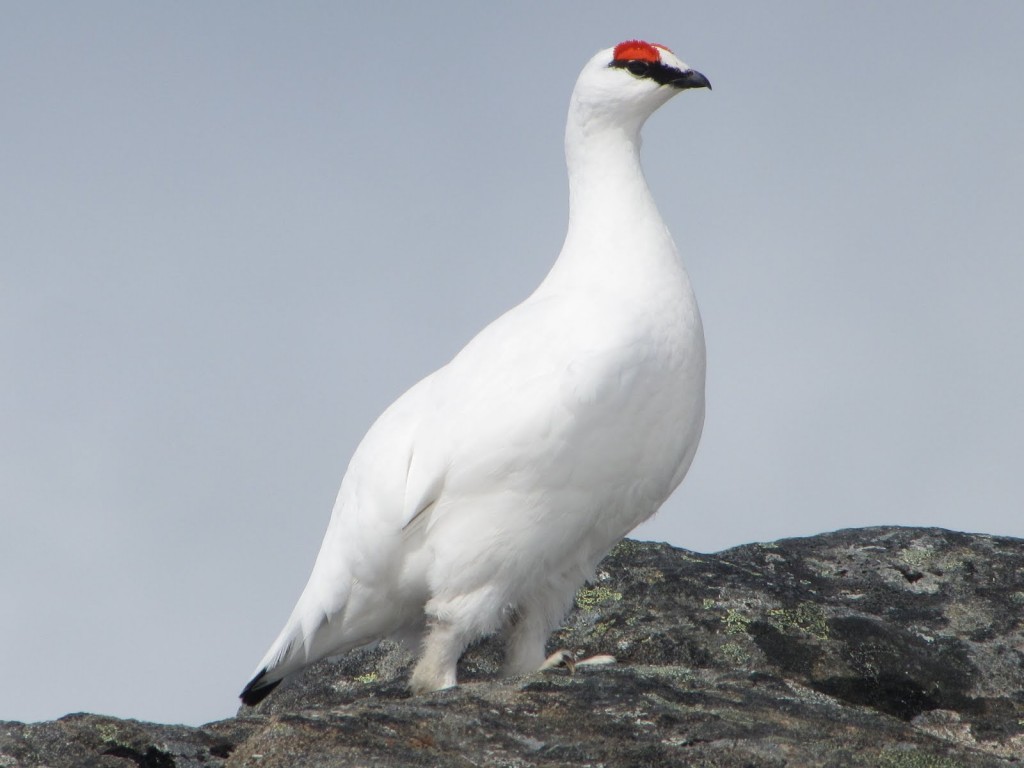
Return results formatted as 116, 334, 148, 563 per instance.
241, 40, 710, 705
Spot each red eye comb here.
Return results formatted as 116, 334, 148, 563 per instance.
613, 40, 670, 62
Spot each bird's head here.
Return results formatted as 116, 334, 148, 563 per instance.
570, 40, 710, 132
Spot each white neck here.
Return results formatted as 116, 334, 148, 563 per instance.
539, 97, 679, 293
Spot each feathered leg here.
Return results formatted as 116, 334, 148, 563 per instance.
502, 582, 577, 676
409, 618, 471, 694
503, 581, 616, 678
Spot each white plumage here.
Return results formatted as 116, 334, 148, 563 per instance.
241, 40, 710, 705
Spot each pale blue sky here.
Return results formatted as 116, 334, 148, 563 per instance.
2, 2, 1022, 726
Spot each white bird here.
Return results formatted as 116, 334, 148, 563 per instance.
240, 39, 710, 706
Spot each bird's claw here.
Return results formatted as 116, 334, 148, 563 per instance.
539, 649, 616, 675
540, 648, 576, 673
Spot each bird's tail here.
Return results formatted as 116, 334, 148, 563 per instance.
239, 511, 408, 705
239, 555, 369, 706
240, 594, 382, 705
239, 612, 311, 706
239, 666, 282, 706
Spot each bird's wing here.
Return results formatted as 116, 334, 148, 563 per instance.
246, 372, 448, 685
249, 290, 643, 686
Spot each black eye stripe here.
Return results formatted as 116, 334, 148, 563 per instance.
609, 58, 684, 87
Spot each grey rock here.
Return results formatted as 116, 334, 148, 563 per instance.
3, 527, 1023, 766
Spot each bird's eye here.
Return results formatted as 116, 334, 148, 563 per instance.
627, 60, 649, 77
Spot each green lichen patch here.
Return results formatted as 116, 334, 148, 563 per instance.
899, 544, 972, 578
723, 610, 752, 635
766, 603, 829, 640
878, 748, 963, 768
576, 585, 623, 611
96, 722, 125, 745
720, 641, 751, 666
610, 539, 643, 557
637, 567, 665, 584
899, 546, 937, 570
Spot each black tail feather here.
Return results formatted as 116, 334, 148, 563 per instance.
240, 669, 281, 706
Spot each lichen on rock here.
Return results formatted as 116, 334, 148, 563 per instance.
2, 526, 1022, 767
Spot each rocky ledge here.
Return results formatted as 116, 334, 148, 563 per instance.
3, 527, 1023, 767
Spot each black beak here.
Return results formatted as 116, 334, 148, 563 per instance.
671, 69, 712, 91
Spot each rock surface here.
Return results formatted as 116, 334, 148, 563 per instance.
3, 527, 1023, 767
